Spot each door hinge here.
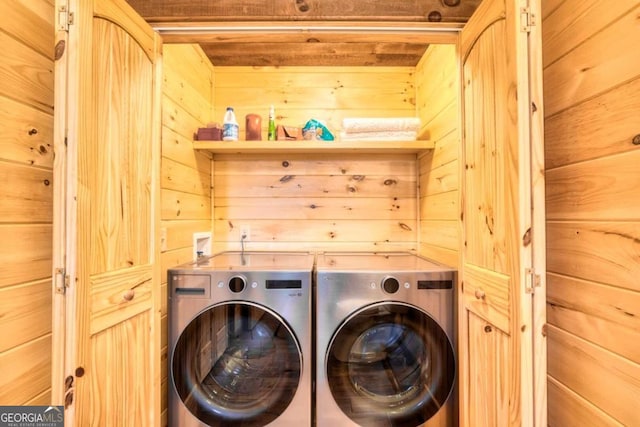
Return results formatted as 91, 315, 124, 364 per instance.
57, 5, 74, 32
525, 268, 541, 294
54, 268, 69, 295
520, 7, 536, 33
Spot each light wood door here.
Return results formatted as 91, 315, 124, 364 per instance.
53, 0, 162, 425
458, 0, 546, 426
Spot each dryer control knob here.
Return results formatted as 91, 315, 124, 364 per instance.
382, 277, 400, 294
229, 276, 245, 293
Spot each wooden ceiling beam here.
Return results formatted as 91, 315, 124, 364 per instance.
154, 21, 462, 45
201, 42, 429, 66
126, 0, 482, 23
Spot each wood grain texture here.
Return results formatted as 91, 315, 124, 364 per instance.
543, 1, 640, 424
0, 335, 52, 404
419, 219, 458, 252
416, 45, 459, 139
162, 126, 213, 169
162, 219, 212, 250
465, 311, 510, 427
459, 0, 543, 425
0, 31, 54, 113
547, 272, 640, 364
415, 44, 459, 268
419, 191, 457, 220
203, 42, 431, 67
213, 66, 416, 133
0, 95, 54, 168
0, 280, 52, 353
214, 153, 416, 175
194, 140, 433, 154
544, 76, 640, 169
547, 377, 623, 427
546, 221, 640, 292
57, 1, 162, 423
543, 3, 640, 117
90, 265, 154, 334
0, 224, 52, 289
216, 197, 416, 220
161, 157, 211, 196
0, 0, 54, 407
89, 312, 152, 426
0, 0, 54, 59
161, 188, 212, 220
417, 243, 458, 267
127, 0, 482, 22
25, 388, 53, 406
215, 173, 416, 198
211, 67, 419, 252
127, 0, 478, 67
0, 162, 53, 223
547, 325, 640, 426
419, 158, 458, 196
546, 150, 640, 221
462, 264, 511, 334
542, 0, 637, 68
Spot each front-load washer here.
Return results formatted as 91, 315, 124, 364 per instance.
168, 251, 315, 427
315, 252, 457, 427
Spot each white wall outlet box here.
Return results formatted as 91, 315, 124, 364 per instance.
193, 232, 212, 260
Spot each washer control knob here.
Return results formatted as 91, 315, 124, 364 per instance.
382, 277, 400, 294
229, 276, 245, 293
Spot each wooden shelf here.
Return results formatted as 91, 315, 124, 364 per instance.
193, 139, 434, 154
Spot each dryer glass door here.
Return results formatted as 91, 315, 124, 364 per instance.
172, 301, 301, 426
326, 302, 455, 426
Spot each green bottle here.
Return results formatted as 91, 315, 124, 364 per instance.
267, 105, 276, 141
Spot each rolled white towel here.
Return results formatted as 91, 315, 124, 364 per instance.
342, 117, 421, 133
339, 130, 417, 141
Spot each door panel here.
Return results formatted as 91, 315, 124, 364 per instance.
53, 0, 161, 425
89, 265, 153, 334
90, 312, 152, 425
459, 0, 545, 426
90, 18, 153, 273
462, 264, 511, 334
466, 312, 509, 427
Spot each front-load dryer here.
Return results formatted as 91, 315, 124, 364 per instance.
315, 252, 457, 427
168, 251, 315, 427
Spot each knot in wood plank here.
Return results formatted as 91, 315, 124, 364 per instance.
295, 0, 310, 13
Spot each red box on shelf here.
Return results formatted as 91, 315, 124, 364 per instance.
196, 127, 222, 141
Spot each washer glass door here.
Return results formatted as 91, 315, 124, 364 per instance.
172, 301, 301, 426
326, 302, 455, 426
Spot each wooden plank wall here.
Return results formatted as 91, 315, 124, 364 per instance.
212, 67, 418, 252
0, 0, 54, 406
542, 1, 640, 426
160, 44, 215, 424
415, 45, 460, 267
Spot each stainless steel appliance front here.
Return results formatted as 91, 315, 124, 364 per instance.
315, 252, 457, 427
168, 252, 314, 427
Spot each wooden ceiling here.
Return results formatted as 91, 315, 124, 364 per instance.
125, 0, 482, 66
